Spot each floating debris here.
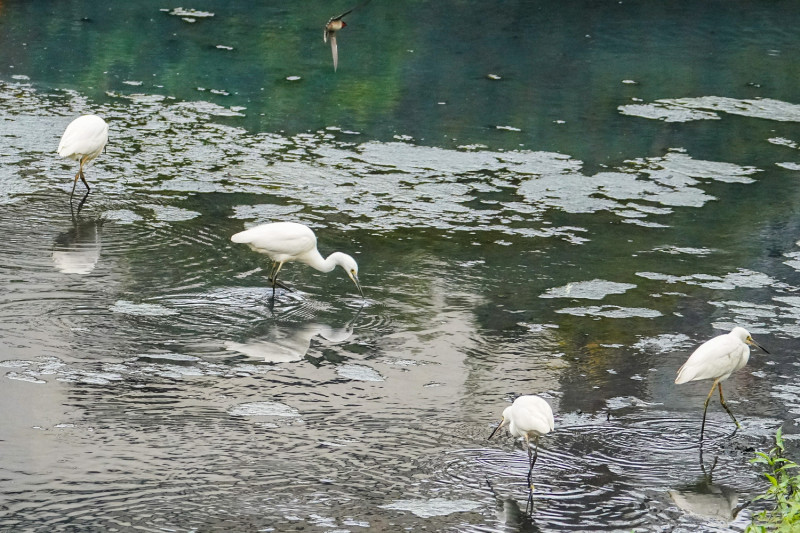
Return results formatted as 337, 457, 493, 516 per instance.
163, 7, 215, 19
380, 498, 481, 518
227, 401, 301, 418
336, 364, 384, 382
620, 96, 800, 123
555, 305, 662, 319
110, 300, 178, 317
540, 279, 636, 300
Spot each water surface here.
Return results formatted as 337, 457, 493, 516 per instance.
2, 1, 800, 531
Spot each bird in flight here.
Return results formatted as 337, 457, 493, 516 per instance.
324, 0, 372, 71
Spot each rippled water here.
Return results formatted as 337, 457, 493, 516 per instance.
3, 1, 800, 531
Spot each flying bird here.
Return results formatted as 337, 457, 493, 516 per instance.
675, 326, 769, 441
323, 0, 372, 71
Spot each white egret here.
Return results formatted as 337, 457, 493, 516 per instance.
57, 114, 109, 199
488, 395, 554, 496
231, 222, 363, 298
675, 326, 769, 440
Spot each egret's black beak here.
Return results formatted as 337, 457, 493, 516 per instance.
488, 420, 503, 440
750, 338, 770, 354
351, 273, 364, 298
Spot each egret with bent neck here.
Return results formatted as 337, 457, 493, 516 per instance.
57, 114, 109, 201
231, 222, 363, 299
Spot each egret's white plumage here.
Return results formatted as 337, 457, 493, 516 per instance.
231, 222, 363, 298
675, 326, 768, 440
491, 395, 554, 442
489, 394, 554, 503
57, 114, 109, 199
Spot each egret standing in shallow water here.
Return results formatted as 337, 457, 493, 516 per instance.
675, 326, 769, 441
489, 395, 554, 507
231, 222, 363, 298
57, 115, 109, 200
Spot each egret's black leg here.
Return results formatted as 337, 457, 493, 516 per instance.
75, 189, 90, 213
524, 437, 540, 514
79, 170, 90, 193
531, 438, 539, 471
700, 379, 719, 443
267, 262, 279, 298
70, 157, 91, 200
267, 261, 293, 294
717, 382, 740, 429
698, 441, 719, 479
525, 440, 534, 488
273, 279, 293, 291
70, 171, 80, 199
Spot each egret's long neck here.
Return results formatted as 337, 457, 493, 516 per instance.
304, 250, 341, 273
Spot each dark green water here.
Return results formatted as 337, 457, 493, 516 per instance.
1, 1, 800, 531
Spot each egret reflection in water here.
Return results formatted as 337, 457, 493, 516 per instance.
226, 306, 361, 363
486, 479, 541, 532
225, 320, 356, 363
669, 458, 743, 523
51, 216, 102, 274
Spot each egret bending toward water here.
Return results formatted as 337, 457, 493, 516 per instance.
489, 395, 554, 500
675, 326, 769, 441
231, 222, 363, 298
57, 115, 109, 199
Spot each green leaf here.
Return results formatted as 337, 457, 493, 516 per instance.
747, 429, 800, 531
